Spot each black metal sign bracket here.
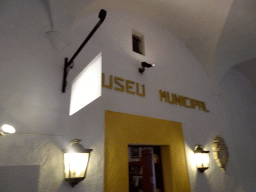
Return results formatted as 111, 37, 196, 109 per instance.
62, 9, 107, 93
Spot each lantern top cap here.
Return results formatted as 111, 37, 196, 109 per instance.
194, 144, 209, 153
66, 139, 92, 153
194, 144, 203, 153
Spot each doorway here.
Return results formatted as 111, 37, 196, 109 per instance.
104, 110, 190, 192
128, 145, 164, 192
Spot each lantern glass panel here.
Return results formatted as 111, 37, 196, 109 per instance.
195, 153, 203, 168
64, 153, 90, 178
202, 152, 209, 168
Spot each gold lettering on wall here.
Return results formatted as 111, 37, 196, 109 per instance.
102, 73, 113, 89
102, 74, 209, 112
201, 102, 210, 112
190, 99, 198, 109
102, 73, 146, 97
172, 94, 183, 106
159, 90, 167, 102
182, 96, 191, 108
114, 76, 125, 92
136, 83, 145, 97
168, 93, 175, 104
126, 80, 135, 94
159, 89, 210, 113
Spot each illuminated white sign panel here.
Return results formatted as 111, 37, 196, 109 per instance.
69, 52, 102, 116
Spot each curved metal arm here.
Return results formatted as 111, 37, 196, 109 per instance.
62, 9, 107, 93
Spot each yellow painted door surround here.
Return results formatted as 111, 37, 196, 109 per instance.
104, 110, 190, 192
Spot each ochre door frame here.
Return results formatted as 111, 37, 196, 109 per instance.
104, 110, 190, 192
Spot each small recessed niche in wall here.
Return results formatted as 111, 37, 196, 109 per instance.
132, 30, 145, 55
69, 52, 102, 116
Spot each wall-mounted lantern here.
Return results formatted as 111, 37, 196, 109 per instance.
64, 139, 92, 187
194, 144, 210, 172
0, 124, 16, 136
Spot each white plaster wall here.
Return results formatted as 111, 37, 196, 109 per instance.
0, 134, 64, 191
0, 3, 255, 191
0, 0, 63, 136
0, 1, 68, 191
216, 69, 256, 192
61, 10, 256, 192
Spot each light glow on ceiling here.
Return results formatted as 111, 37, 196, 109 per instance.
2, 124, 16, 134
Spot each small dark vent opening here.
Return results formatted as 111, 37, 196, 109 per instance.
132, 30, 145, 55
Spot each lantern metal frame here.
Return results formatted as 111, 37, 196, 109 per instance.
194, 144, 210, 173
64, 139, 92, 187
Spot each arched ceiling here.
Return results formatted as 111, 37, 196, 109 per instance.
13, 0, 256, 94
233, 58, 256, 90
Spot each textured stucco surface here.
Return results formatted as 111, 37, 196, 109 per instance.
0, 134, 64, 191
0, 3, 255, 191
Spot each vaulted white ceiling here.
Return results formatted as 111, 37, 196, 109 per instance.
47, 0, 256, 94
2, 0, 255, 93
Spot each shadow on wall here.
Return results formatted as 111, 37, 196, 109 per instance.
0, 165, 39, 192
194, 173, 213, 192
0, 134, 65, 192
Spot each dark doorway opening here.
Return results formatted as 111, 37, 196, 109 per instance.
128, 145, 164, 192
